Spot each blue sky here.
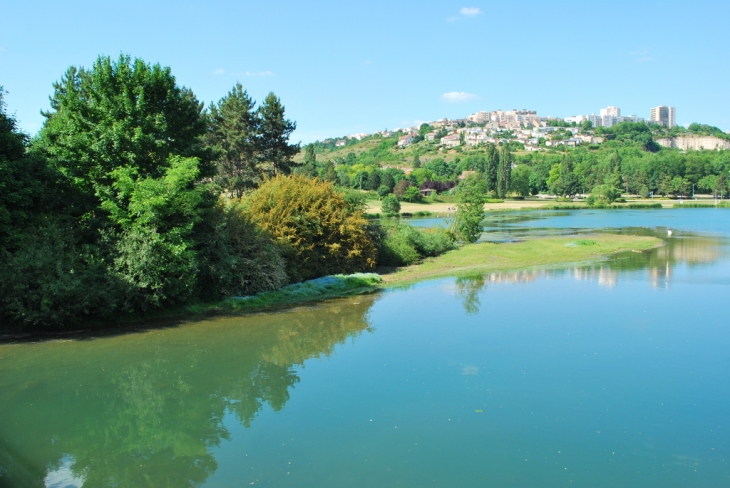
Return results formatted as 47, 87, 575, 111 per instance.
1, 0, 728, 143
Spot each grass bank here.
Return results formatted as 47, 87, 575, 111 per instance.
381, 234, 663, 286
193, 234, 662, 315
184, 273, 383, 315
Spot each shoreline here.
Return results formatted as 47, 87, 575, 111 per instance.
366, 198, 726, 214
1, 233, 663, 342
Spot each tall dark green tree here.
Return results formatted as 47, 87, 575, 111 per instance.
300, 145, 318, 178
366, 170, 381, 191
256, 93, 300, 175
496, 144, 512, 198
381, 171, 396, 191
207, 83, 258, 197
320, 160, 337, 183
485, 143, 499, 193
558, 153, 581, 197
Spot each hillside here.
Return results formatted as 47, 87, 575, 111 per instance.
294, 121, 730, 201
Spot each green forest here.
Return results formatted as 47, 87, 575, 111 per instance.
301, 121, 730, 202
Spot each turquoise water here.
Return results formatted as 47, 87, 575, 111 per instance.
1, 210, 729, 487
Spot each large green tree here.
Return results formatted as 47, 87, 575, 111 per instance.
36, 55, 211, 200
454, 176, 486, 243
256, 93, 300, 175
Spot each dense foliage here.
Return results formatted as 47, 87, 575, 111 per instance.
374, 223, 456, 267
0, 56, 301, 330
242, 175, 377, 283
454, 176, 486, 243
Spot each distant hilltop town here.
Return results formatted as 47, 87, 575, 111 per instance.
323, 105, 726, 153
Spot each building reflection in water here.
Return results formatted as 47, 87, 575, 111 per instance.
451, 235, 727, 312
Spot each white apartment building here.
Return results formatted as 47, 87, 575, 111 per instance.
600, 106, 621, 117
649, 106, 676, 128
467, 111, 490, 124
565, 109, 644, 128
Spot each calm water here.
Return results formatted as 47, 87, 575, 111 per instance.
1, 210, 730, 487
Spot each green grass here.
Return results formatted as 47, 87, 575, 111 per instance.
187, 273, 382, 314
382, 234, 663, 286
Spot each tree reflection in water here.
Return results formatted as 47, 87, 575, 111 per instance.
0, 296, 376, 487
454, 275, 486, 315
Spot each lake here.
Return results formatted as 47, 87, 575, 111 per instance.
1, 209, 729, 487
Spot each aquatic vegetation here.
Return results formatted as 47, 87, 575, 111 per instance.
673, 202, 730, 208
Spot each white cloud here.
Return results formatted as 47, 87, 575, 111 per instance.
442, 91, 479, 103
446, 16, 458, 22
212, 68, 225, 75
0, 46, 6, 52
460, 7, 482, 16
244, 71, 274, 77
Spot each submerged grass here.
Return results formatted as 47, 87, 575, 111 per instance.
673, 202, 730, 208
381, 234, 663, 286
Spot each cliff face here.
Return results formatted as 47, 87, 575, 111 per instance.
656, 135, 730, 151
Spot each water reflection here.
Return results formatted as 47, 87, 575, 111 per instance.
454, 276, 486, 315
0, 296, 376, 488
450, 235, 727, 314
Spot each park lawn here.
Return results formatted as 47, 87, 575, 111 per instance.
382, 234, 663, 286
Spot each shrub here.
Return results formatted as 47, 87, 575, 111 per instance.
588, 184, 622, 205
381, 194, 401, 215
0, 222, 119, 329
377, 185, 391, 198
195, 203, 288, 300
403, 186, 421, 202
243, 175, 377, 283
375, 223, 456, 267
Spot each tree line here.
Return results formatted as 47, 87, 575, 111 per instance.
0, 55, 385, 330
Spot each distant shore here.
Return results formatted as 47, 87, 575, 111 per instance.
366, 197, 724, 214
